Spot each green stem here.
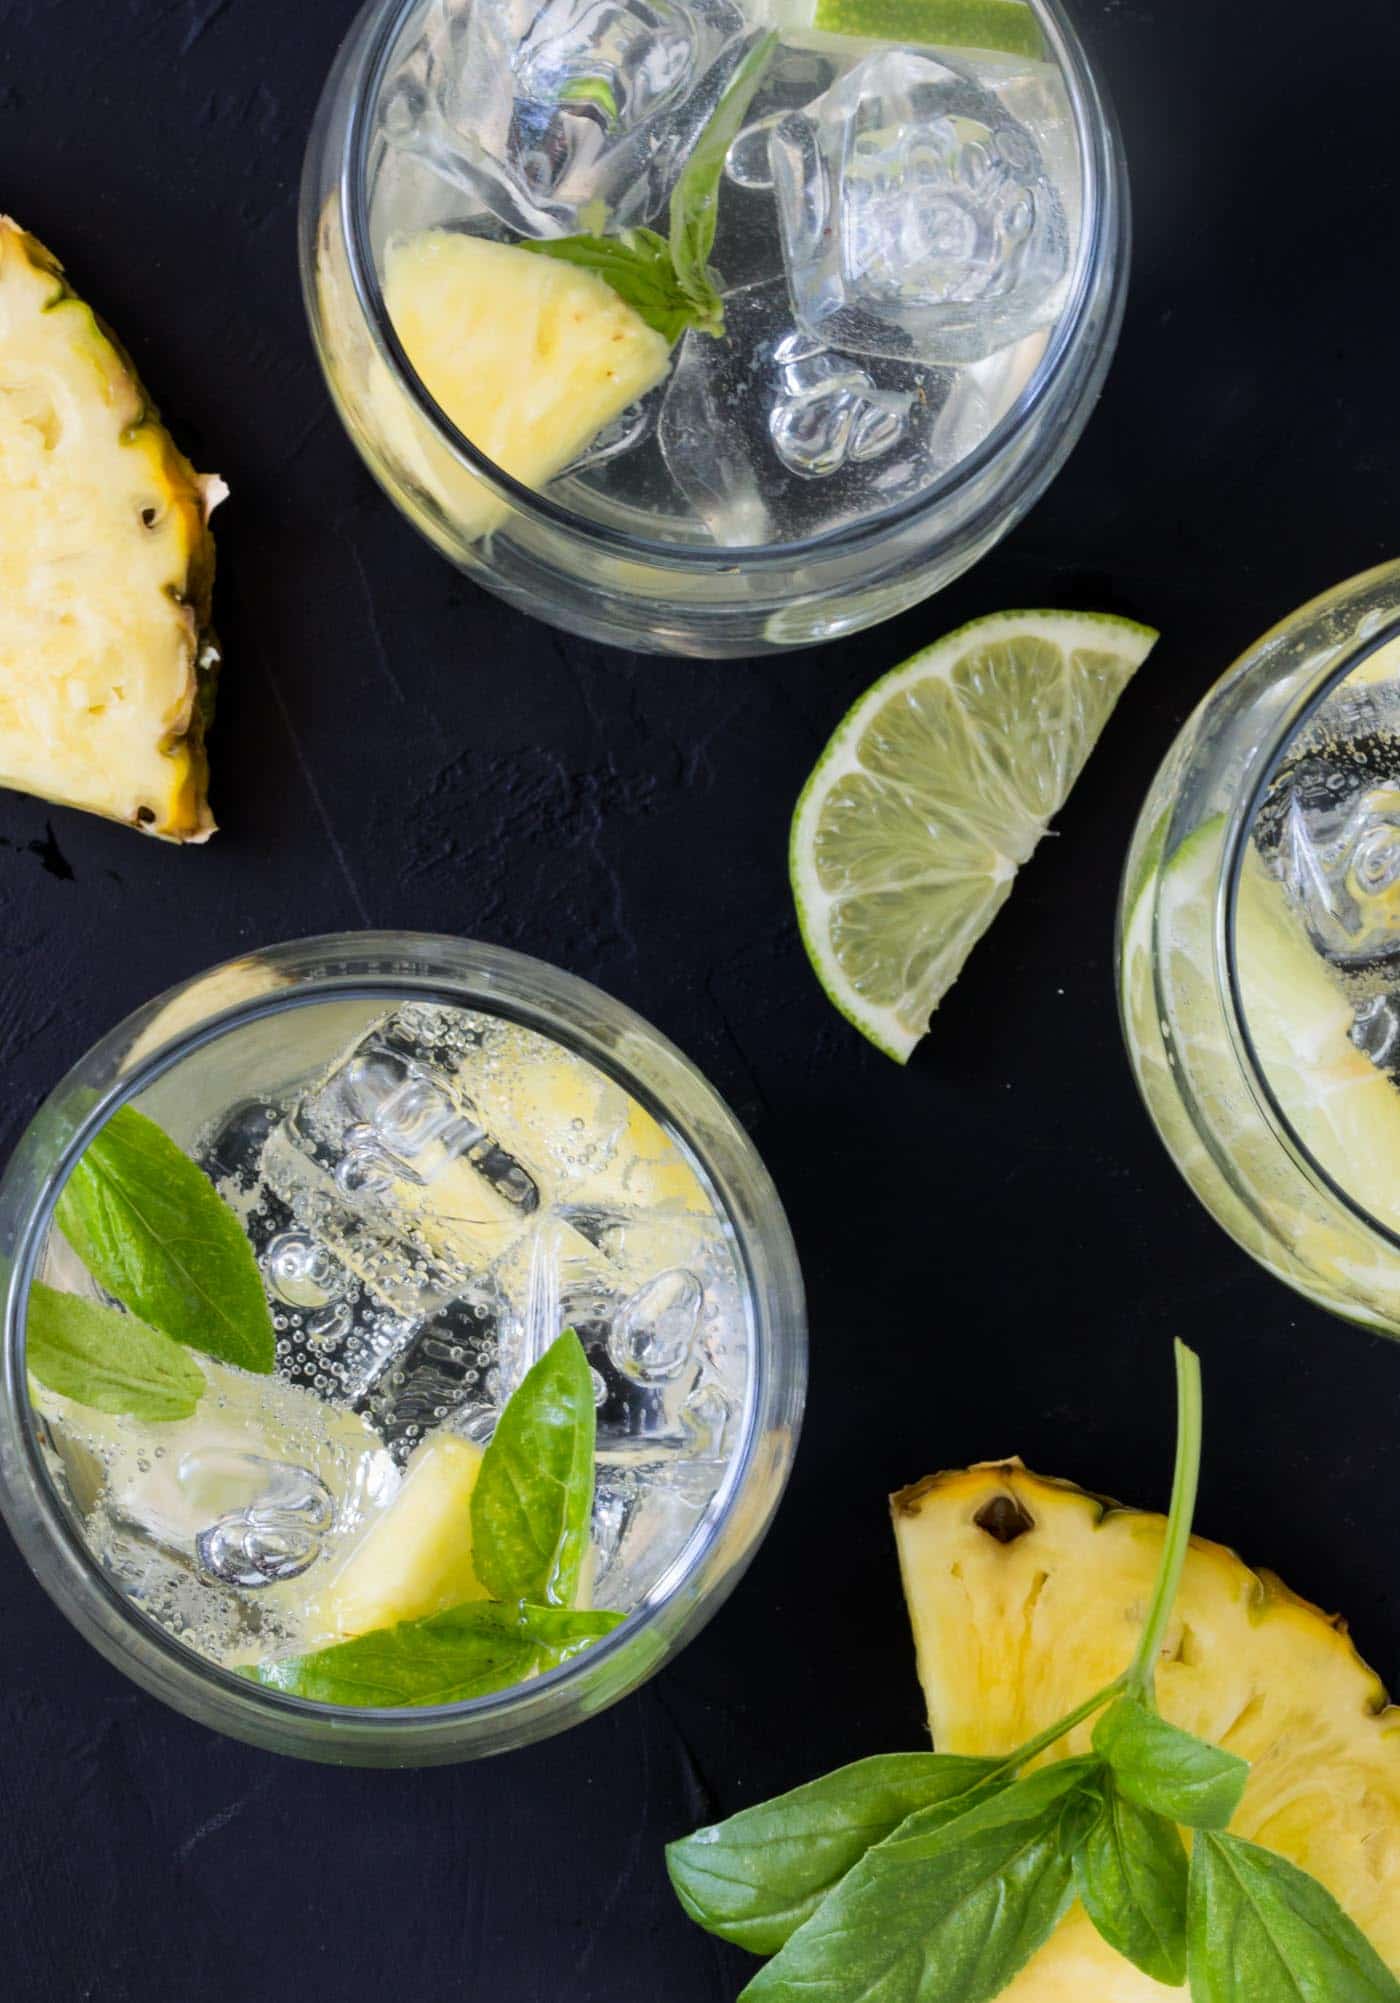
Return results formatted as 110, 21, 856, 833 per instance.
991, 1674, 1127, 1781
1126, 1338, 1204, 1703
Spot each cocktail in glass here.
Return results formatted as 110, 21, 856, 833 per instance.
302, 0, 1126, 654
0, 936, 804, 1760
1119, 562, 1400, 1337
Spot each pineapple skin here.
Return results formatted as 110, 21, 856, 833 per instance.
0, 218, 222, 840
893, 1461, 1400, 1997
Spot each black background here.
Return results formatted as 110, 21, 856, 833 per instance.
2, 1, 1398, 1997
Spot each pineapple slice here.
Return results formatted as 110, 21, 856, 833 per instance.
382, 230, 672, 539
308, 1433, 489, 1645
0, 218, 222, 839
893, 1462, 1400, 1998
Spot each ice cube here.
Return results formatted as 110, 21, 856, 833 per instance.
359, 1288, 505, 1461
260, 1008, 543, 1316
33, 1359, 398, 1661
770, 50, 1070, 365
657, 278, 955, 543
608, 1267, 702, 1382
590, 1457, 721, 1607
1259, 676, 1400, 968
383, 0, 752, 238
192, 1455, 334, 1588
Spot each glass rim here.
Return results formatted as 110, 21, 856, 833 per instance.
329, 0, 1123, 568
0, 931, 806, 1753
1213, 566, 1400, 1254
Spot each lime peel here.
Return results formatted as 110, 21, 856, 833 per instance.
791, 609, 1159, 1062
793, 0, 1045, 57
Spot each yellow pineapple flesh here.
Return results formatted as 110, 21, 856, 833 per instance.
0, 218, 222, 840
893, 1461, 1400, 1998
307, 1433, 490, 1646
382, 230, 672, 539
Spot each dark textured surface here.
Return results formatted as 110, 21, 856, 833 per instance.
2, 1, 1399, 1997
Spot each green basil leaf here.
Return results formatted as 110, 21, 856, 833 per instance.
470, 1327, 596, 1606
1071, 1770, 1188, 1985
252, 1600, 623, 1707
739, 1759, 1096, 2003
1188, 1830, 1400, 2002
669, 32, 777, 324
56, 1105, 275, 1374
667, 1753, 1007, 1954
1093, 1691, 1248, 1829
26, 1282, 205, 1421
522, 228, 697, 343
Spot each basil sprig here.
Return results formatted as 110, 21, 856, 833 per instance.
56, 1103, 274, 1373
669, 1342, 1400, 2002
252, 1330, 623, 1707
668, 1753, 1008, 1954
470, 1326, 597, 1607
524, 33, 776, 343
26, 1281, 205, 1422
249, 1598, 622, 1708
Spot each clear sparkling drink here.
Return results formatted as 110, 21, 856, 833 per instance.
361, 0, 1080, 547
30, 994, 752, 1684
1118, 573, 1400, 1339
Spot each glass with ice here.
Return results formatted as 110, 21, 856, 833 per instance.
1118, 561, 1400, 1341
0, 937, 804, 1760
302, 0, 1126, 653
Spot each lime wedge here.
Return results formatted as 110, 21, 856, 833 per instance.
792, 610, 1157, 1061
758, 0, 1044, 57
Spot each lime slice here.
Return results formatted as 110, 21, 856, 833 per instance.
758, 0, 1044, 58
792, 610, 1158, 1061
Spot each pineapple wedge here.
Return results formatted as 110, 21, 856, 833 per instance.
382, 230, 672, 539
893, 1462, 1400, 1996
307, 1432, 490, 1645
0, 218, 222, 840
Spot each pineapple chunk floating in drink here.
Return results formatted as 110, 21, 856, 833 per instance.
384, 232, 672, 541
308, 1433, 489, 1645
0, 218, 224, 839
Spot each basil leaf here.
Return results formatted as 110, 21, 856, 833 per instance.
523, 228, 697, 343
56, 1105, 275, 1374
739, 1759, 1096, 2003
1071, 1770, 1188, 1985
1188, 1830, 1400, 2002
1093, 1691, 1248, 1829
669, 32, 777, 325
470, 1327, 596, 1607
26, 1282, 205, 1421
667, 1753, 1007, 1954
253, 1600, 623, 1707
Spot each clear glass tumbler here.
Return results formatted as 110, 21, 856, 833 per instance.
0, 936, 805, 1762
1118, 561, 1400, 1337
299, 0, 1128, 657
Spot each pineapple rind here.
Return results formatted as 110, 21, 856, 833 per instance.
893, 1460, 1400, 1996
0, 218, 220, 840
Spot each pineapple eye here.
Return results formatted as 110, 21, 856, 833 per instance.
973, 1492, 1034, 1544
139, 504, 161, 529
136, 805, 156, 825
